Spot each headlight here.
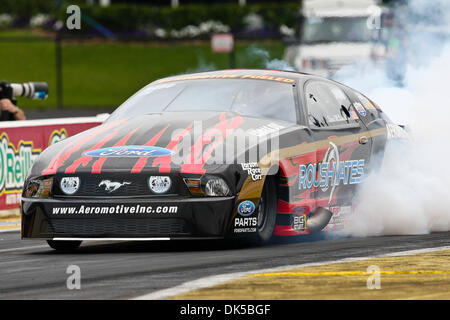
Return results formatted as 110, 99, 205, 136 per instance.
60, 177, 80, 195
148, 176, 171, 194
22, 177, 53, 198
202, 176, 230, 197
184, 176, 231, 197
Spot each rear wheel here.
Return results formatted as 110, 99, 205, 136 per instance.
47, 240, 82, 252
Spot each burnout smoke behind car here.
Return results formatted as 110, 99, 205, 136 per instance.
334, 0, 450, 236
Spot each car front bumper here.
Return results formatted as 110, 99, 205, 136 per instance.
21, 196, 236, 239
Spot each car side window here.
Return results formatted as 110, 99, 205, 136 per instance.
305, 81, 357, 128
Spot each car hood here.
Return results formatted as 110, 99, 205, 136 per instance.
30, 111, 297, 177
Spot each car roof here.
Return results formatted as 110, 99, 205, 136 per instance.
154, 68, 350, 90
154, 68, 336, 85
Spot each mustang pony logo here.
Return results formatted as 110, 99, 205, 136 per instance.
99, 180, 131, 193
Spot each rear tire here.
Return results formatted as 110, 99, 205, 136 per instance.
47, 240, 82, 252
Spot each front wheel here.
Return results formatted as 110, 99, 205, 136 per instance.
247, 176, 278, 245
47, 240, 82, 252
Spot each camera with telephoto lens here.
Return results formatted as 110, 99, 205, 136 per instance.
0, 80, 48, 104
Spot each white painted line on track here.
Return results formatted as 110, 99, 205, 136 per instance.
0, 245, 48, 253
52, 237, 171, 241
132, 245, 450, 300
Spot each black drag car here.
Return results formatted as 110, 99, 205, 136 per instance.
21, 70, 403, 251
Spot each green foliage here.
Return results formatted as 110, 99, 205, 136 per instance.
58, 2, 299, 33
1, 0, 56, 18
3, 1, 300, 35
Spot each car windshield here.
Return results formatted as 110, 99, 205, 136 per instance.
107, 79, 297, 123
303, 16, 371, 43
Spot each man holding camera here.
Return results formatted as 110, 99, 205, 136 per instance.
0, 98, 26, 120
0, 80, 47, 121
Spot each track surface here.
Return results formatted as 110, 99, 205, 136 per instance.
0, 230, 449, 299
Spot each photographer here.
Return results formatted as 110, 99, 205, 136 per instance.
0, 81, 48, 121
0, 98, 26, 120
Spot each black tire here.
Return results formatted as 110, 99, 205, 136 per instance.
246, 175, 278, 246
47, 240, 82, 252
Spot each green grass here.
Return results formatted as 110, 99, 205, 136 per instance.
0, 30, 286, 109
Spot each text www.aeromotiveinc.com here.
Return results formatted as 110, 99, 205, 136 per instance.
52, 205, 178, 215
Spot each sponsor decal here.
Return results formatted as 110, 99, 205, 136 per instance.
353, 102, 367, 117
292, 214, 306, 231
0, 133, 41, 195
85, 146, 174, 158
350, 109, 359, 121
241, 162, 262, 181
5, 193, 21, 205
247, 123, 284, 137
299, 142, 365, 202
234, 227, 257, 233
326, 114, 346, 123
49, 128, 68, 145
234, 217, 258, 227
299, 160, 365, 189
328, 206, 352, 230
155, 73, 295, 85
234, 217, 258, 233
237, 200, 256, 216
52, 204, 178, 215
99, 180, 131, 193
356, 93, 377, 110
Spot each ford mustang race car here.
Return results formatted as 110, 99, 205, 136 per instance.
21, 69, 399, 251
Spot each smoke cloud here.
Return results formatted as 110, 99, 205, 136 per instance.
246, 45, 297, 71
336, 0, 450, 236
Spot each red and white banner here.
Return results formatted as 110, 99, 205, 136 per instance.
0, 116, 105, 214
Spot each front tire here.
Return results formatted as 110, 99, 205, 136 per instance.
248, 176, 278, 245
47, 240, 82, 252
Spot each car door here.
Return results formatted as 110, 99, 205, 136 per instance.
301, 80, 372, 214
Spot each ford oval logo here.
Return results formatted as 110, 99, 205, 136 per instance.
237, 200, 256, 216
84, 146, 174, 158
